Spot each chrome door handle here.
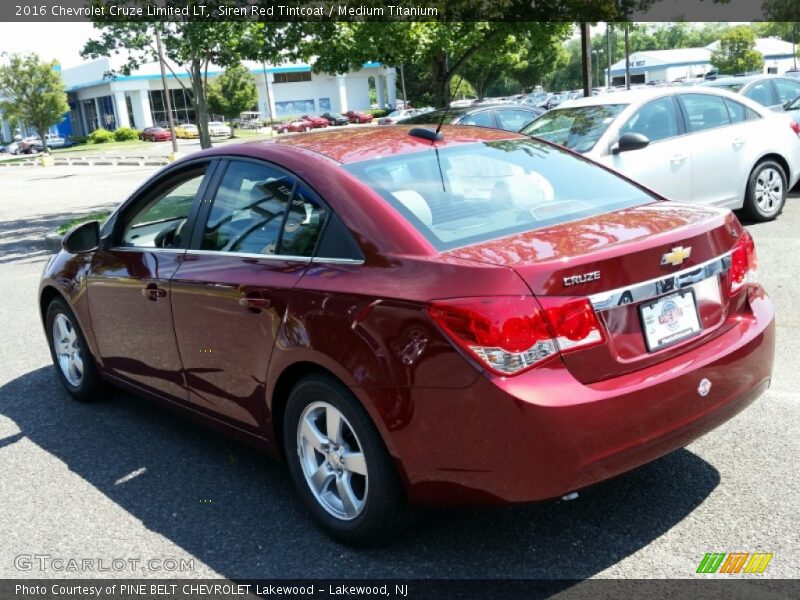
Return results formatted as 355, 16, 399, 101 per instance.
670, 154, 687, 164
239, 294, 271, 312
732, 137, 746, 148
141, 284, 166, 301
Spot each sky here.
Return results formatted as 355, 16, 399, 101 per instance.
0, 22, 96, 67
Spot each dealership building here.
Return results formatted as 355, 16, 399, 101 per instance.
0, 57, 397, 141
606, 37, 798, 86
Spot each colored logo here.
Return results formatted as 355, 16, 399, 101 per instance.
661, 246, 692, 267
696, 552, 773, 574
658, 300, 683, 330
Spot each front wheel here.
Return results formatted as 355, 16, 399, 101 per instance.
283, 374, 411, 545
744, 160, 787, 222
45, 298, 104, 402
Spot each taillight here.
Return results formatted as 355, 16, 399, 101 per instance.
790, 121, 800, 137
428, 296, 604, 376
729, 229, 757, 294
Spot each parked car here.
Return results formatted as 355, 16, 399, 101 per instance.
300, 115, 330, 129
398, 104, 543, 132
377, 109, 420, 125
320, 112, 350, 126
522, 87, 800, 221
141, 127, 174, 142
175, 124, 199, 139
274, 118, 315, 133
700, 74, 800, 112
208, 121, 232, 137
344, 110, 374, 124
41, 125, 774, 545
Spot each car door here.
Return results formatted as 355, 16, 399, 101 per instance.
169, 158, 329, 432
600, 96, 692, 202
87, 162, 212, 400
677, 93, 747, 208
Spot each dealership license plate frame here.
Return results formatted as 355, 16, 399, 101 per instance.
639, 289, 702, 352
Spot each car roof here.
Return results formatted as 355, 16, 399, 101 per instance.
269, 124, 522, 164
700, 74, 793, 88
560, 85, 744, 108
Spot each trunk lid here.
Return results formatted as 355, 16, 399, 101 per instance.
444, 202, 743, 383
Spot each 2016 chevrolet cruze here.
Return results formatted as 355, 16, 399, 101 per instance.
40, 126, 775, 545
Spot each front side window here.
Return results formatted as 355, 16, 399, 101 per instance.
521, 104, 627, 153
619, 97, 680, 143
201, 161, 326, 257
121, 170, 205, 248
774, 78, 800, 104
344, 139, 655, 251
681, 94, 731, 133
743, 81, 774, 106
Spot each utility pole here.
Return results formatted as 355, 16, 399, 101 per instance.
155, 28, 178, 155
400, 64, 408, 107
261, 62, 273, 123
606, 23, 612, 88
580, 23, 592, 97
624, 24, 631, 90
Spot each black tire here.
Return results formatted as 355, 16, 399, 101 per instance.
45, 297, 104, 402
744, 160, 787, 222
283, 374, 411, 546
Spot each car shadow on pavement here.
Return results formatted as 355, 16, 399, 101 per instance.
0, 205, 116, 266
0, 366, 720, 580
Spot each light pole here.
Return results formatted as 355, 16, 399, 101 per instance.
155, 28, 178, 155
592, 50, 599, 89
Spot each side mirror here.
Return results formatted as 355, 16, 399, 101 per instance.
62, 220, 100, 253
612, 132, 651, 154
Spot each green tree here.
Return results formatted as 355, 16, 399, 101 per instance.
83, 3, 253, 149
711, 25, 764, 75
207, 64, 258, 123
295, 22, 572, 108
0, 53, 69, 153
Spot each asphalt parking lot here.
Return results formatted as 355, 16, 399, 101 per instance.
0, 164, 798, 580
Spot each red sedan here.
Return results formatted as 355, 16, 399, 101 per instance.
300, 114, 330, 128
40, 126, 774, 545
344, 110, 374, 124
141, 127, 173, 142
274, 118, 314, 133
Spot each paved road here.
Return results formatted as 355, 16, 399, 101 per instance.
0, 165, 798, 580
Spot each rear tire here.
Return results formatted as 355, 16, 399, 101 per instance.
283, 374, 411, 546
744, 160, 786, 222
45, 298, 104, 402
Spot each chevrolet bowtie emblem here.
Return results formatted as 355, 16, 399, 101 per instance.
661, 246, 692, 267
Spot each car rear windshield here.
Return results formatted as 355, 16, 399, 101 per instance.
520, 104, 627, 152
344, 139, 655, 251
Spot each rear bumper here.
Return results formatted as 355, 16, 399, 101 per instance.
378, 292, 774, 505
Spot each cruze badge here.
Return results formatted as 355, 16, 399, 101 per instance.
563, 271, 601, 287
661, 246, 692, 267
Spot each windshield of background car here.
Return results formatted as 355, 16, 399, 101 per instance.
344, 139, 655, 251
521, 104, 627, 152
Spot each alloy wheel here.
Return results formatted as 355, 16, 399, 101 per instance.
52, 313, 83, 387
297, 401, 368, 521
755, 167, 783, 214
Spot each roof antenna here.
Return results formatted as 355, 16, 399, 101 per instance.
435, 76, 463, 138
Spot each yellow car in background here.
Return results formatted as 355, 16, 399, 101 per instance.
175, 124, 199, 139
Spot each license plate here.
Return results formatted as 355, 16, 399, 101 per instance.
640, 290, 702, 352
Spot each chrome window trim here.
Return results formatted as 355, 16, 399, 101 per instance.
311, 257, 365, 266
182, 248, 312, 263
589, 252, 732, 312
108, 246, 186, 254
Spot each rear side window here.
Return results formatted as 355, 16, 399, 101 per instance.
495, 109, 537, 132
724, 98, 761, 123
344, 139, 654, 251
681, 94, 731, 132
201, 161, 326, 257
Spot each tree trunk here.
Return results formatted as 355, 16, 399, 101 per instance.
37, 127, 49, 154
190, 58, 212, 149
432, 52, 449, 109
